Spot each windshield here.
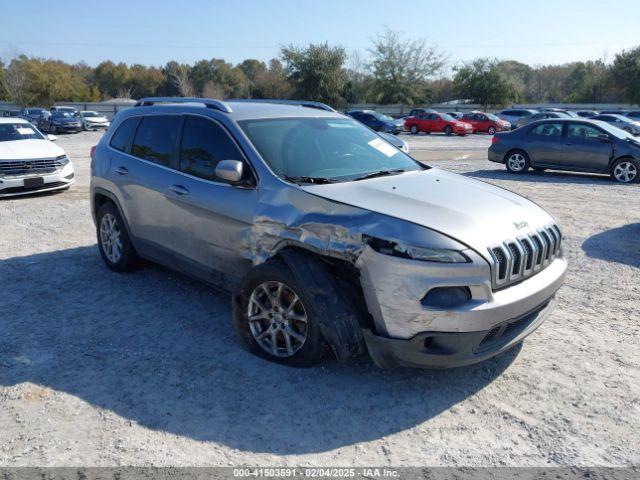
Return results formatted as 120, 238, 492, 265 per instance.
53, 112, 74, 118
82, 111, 99, 117
372, 112, 393, 122
240, 117, 424, 182
592, 120, 637, 140
439, 113, 457, 122
486, 113, 501, 121
0, 123, 44, 141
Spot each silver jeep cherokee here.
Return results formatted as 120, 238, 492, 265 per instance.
90, 97, 567, 369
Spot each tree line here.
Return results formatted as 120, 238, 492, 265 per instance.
1, 30, 639, 108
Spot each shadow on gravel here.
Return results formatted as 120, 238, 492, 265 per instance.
0, 246, 520, 454
464, 168, 614, 185
582, 223, 640, 269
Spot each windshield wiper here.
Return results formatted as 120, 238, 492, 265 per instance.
352, 169, 406, 181
283, 175, 337, 184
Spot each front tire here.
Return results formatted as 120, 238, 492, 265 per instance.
444, 125, 453, 136
488, 126, 497, 135
505, 150, 530, 174
610, 158, 639, 183
233, 260, 325, 367
96, 202, 142, 272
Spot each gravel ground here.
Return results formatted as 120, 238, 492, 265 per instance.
0, 131, 638, 467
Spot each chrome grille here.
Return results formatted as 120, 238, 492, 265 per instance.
0, 157, 65, 176
488, 224, 562, 289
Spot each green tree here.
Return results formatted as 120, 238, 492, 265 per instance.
280, 42, 347, 106
453, 58, 517, 109
369, 29, 446, 104
610, 46, 640, 104
251, 59, 292, 99
93, 61, 130, 99
0, 61, 9, 100
190, 59, 249, 98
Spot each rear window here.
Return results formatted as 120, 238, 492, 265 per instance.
109, 117, 140, 153
131, 116, 181, 166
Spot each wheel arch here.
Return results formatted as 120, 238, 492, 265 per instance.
608, 154, 637, 170
235, 245, 370, 362
92, 188, 139, 250
503, 148, 531, 165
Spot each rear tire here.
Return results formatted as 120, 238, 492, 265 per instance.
505, 150, 530, 174
610, 158, 639, 183
96, 202, 142, 272
410, 124, 419, 134
233, 259, 325, 367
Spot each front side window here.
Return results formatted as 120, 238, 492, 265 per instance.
240, 117, 424, 182
567, 124, 604, 141
179, 116, 244, 181
131, 116, 180, 166
0, 123, 44, 141
109, 117, 140, 153
530, 123, 563, 137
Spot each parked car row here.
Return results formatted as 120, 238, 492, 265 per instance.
496, 108, 640, 135
11, 105, 111, 134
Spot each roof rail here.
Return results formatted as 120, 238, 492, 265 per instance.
226, 98, 337, 112
134, 97, 233, 113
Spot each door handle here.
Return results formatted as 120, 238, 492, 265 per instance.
114, 166, 129, 175
169, 184, 190, 196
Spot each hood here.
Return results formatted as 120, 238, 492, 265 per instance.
85, 116, 108, 122
0, 139, 65, 160
302, 169, 555, 262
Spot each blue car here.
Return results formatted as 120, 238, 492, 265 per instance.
347, 110, 401, 134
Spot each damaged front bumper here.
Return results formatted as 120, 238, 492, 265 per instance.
356, 245, 567, 368
363, 297, 554, 369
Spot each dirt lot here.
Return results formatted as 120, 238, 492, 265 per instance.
1, 131, 638, 466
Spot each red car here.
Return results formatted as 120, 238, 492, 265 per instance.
404, 112, 473, 136
461, 111, 511, 134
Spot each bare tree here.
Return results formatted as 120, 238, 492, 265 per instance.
201, 81, 225, 99
3, 59, 29, 105
171, 67, 195, 97
369, 29, 447, 104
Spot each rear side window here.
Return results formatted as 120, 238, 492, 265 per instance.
530, 123, 563, 137
179, 116, 244, 181
109, 117, 139, 153
567, 124, 603, 141
131, 116, 180, 166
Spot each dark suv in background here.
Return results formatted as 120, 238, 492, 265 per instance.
347, 110, 402, 134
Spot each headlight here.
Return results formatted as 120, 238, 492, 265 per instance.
364, 235, 470, 263
56, 154, 70, 165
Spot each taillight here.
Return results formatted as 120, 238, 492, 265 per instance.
491, 136, 499, 144
90, 145, 96, 159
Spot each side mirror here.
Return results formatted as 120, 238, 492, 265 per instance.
47, 134, 58, 142
596, 134, 610, 143
215, 160, 244, 183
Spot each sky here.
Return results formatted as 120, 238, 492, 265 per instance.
2, 0, 639, 69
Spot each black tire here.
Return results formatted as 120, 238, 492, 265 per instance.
505, 150, 531, 174
233, 259, 325, 367
488, 126, 497, 135
444, 125, 453, 136
49, 125, 56, 134
610, 157, 639, 183
96, 202, 142, 272
410, 124, 419, 134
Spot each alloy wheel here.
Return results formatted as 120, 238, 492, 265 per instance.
247, 281, 308, 357
613, 161, 637, 183
99, 213, 123, 263
507, 153, 527, 172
